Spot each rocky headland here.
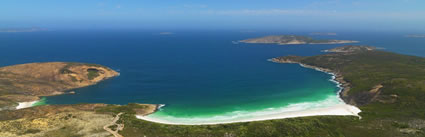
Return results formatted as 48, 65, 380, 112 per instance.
270, 45, 406, 106
0, 62, 119, 110
270, 55, 354, 105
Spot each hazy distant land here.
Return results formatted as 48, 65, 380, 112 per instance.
0, 27, 48, 33
310, 32, 338, 36
240, 35, 358, 45
159, 32, 174, 35
405, 34, 425, 38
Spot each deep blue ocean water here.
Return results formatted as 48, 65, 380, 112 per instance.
1, 30, 424, 123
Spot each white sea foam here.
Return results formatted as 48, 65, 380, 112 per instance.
16, 100, 38, 109
157, 104, 166, 110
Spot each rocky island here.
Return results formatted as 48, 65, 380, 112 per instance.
240, 35, 358, 45
0, 62, 119, 110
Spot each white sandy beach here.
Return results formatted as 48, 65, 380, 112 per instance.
8, 62, 362, 125
16, 100, 38, 109
136, 104, 361, 125
135, 63, 361, 125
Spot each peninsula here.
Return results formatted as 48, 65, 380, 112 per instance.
0, 62, 119, 110
240, 35, 358, 45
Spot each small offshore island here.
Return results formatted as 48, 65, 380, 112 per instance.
1, 46, 425, 137
240, 35, 358, 45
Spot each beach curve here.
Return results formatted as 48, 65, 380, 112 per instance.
136, 63, 361, 125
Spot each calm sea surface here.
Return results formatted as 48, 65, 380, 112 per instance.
1, 30, 424, 123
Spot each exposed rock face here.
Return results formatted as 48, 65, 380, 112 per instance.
240, 35, 358, 45
0, 62, 119, 109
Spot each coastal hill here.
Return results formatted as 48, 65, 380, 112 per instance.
0, 103, 157, 137
322, 45, 376, 53
240, 35, 358, 45
0, 62, 119, 110
272, 45, 425, 105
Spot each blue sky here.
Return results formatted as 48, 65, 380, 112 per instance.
1, 0, 425, 31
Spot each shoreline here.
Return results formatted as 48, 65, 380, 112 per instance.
16, 100, 39, 109
268, 58, 352, 104
136, 59, 361, 125
136, 103, 361, 125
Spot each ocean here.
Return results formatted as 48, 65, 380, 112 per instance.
1, 30, 424, 124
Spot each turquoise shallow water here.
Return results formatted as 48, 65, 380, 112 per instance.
0, 30, 424, 123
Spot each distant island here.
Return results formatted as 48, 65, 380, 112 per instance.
159, 32, 174, 35
0, 62, 119, 110
309, 32, 338, 36
0, 27, 48, 33
240, 35, 358, 45
405, 35, 425, 38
